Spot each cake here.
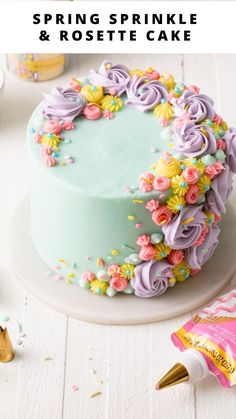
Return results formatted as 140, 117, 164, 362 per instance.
27, 61, 236, 298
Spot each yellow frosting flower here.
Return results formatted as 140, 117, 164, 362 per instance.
41, 134, 60, 150
81, 84, 104, 103
129, 68, 144, 77
167, 195, 186, 214
151, 155, 181, 178
90, 279, 108, 295
171, 175, 188, 196
197, 175, 211, 194
153, 102, 174, 121
184, 157, 205, 175
204, 210, 215, 225
159, 73, 175, 91
173, 261, 190, 282
155, 242, 171, 261
101, 95, 123, 112
120, 264, 135, 280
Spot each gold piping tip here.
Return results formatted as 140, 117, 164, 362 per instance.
0, 327, 15, 363
155, 363, 189, 391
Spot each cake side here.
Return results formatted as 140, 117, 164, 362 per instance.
27, 61, 236, 298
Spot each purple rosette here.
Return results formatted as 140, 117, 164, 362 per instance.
204, 165, 233, 215
185, 224, 220, 269
163, 206, 206, 249
89, 61, 130, 97
44, 87, 86, 122
125, 76, 168, 112
131, 260, 173, 298
225, 128, 236, 173
173, 120, 217, 157
174, 91, 215, 123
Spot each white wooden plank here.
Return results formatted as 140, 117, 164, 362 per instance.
107, 324, 151, 419
63, 319, 109, 419
16, 296, 67, 419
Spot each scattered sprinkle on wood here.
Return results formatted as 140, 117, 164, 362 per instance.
44, 357, 53, 361
92, 368, 97, 375
90, 391, 102, 399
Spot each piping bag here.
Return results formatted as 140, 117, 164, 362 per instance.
156, 287, 236, 390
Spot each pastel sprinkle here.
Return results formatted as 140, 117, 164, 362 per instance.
135, 223, 143, 229
72, 385, 79, 392
58, 258, 69, 265
54, 265, 61, 270
90, 391, 102, 399
65, 278, 72, 285
67, 272, 75, 279
181, 217, 195, 225
86, 255, 92, 261
54, 274, 63, 280
72, 262, 77, 269
17, 339, 23, 346
65, 138, 72, 144
111, 249, 119, 256
132, 199, 144, 204
18, 323, 23, 333
128, 215, 136, 221
150, 146, 158, 153
122, 244, 136, 251
96, 257, 106, 268
2, 316, 10, 322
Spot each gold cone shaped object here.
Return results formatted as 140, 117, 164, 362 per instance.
0, 327, 15, 362
155, 363, 189, 390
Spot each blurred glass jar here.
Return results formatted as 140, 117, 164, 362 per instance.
7, 54, 66, 82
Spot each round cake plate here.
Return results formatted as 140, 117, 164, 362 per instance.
8, 200, 236, 325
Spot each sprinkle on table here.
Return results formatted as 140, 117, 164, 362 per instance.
128, 215, 136, 221
90, 391, 102, 399
132, 199, 144, 204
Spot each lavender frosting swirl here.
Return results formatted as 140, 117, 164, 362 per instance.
204, 165, 233, 214
185, 224, 220, 269
225, 128, 236, 173
163, 206, 206, 249
44, 87, 86, 122
89, 61, 130, 96
125, 76, 168, 112
173, 121, 217, 157
131, 260, 172, 298
174, 91, 215, 123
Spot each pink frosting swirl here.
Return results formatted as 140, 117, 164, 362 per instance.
153, 176, 171, 191
44, 156, 56, 167
136, 235, 151, 246
41, 145, 52, 156
152, 206, 173, 226
216, 139, 226, 151
182, 167, 199, 184
145, 199, 160, 212
108, 265, 121, 276
34, 132, 42, 143
186, 185, 199, 204
126, 76, 168, 112
63, 121, 75, 130
139, 244, 156, 261
81, 271, 95, 282
205, 161, 224, 180
139, 172, 154, 192
82, 103, 102, 120
168, 249, 184, 265
44, 119, 61, 135
110, 276, 128, 291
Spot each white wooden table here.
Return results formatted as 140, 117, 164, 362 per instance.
0, 54, 236, 419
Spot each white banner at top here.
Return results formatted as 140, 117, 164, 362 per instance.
0, 1, 235, 53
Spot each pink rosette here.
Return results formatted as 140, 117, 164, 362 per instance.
63, 121, 75, 130
144, 69, 160, 80
152, 206, 173, 226
41, 145, 52, 156
186, 185, 199, 204
193, 225, 209, 247
103, 110, 113, 120
69, 78, 81, 92
81, 271, 95, 282
136, 234, 151, 246
126, 76, 168, 112
44, 156, 56, 167
108, 264, 121, 276
182, 167, 199, 184
205, 161, 224, 180
110, 276, 128, 292
34, 132, 42, 144
153, 176, 171, 191
139, 244, 156, 261
145, 199, 160, 212
139, 172, 154, 192
216, 139, 226, 151
168, 249, 184, 266
82, 103, 102, 120
44, 119, 61, 135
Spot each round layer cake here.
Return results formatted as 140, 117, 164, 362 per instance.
27, 61, 236, 298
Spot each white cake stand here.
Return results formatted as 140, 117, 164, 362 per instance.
8, 200, 236, 325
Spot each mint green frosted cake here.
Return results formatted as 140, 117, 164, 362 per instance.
27, 62, 235, 298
